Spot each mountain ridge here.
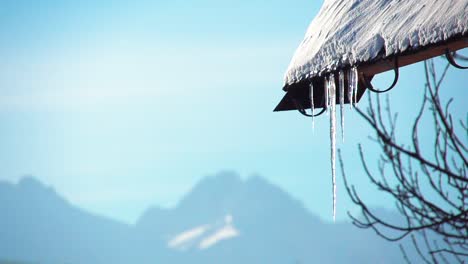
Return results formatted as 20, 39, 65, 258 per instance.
0, 172, 408, 263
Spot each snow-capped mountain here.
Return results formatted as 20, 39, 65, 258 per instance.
0, 172, 412, 263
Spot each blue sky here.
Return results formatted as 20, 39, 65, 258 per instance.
0, 0, 466, 224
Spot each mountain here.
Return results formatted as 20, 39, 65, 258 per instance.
0, 172, 408, 263
0, 177, 139, 264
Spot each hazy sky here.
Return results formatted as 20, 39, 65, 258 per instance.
1, 0, 466, 223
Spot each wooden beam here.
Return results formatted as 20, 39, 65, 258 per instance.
360, 37, 468, 76
275, 35, 468, 112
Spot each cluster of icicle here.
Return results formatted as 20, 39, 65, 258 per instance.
309, 67, 359, 222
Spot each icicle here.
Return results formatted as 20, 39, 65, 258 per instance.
352, 67, 358, 107
309, 82, 315, 130
347, 69, 354, 109
329, 73, 337, 222
324, 77, 329, 114
338, 70, 345, 142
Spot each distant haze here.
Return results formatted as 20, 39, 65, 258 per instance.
0, 0, 467, 225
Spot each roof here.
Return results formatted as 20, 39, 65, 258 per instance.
284, 0, 468, 87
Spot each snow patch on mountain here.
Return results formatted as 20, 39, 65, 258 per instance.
199, 215, 239, 249
167, 214, 239, 251
168, 225, 210, 250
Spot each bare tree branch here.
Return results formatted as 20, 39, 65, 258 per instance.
339, 59, 468, 263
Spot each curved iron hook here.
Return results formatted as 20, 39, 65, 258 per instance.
363, 57, 399, 94
312, 107, 326, 117
288, 91, 326, 117
445, 49, 468, 69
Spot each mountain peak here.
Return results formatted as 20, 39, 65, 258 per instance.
18, 176, 46, 189
176, 171, 243, 207
138, 171, 316, 233
16, 176, 59, 198
194, 171, 243, 189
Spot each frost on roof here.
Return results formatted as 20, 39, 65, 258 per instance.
284, 0, 468, 85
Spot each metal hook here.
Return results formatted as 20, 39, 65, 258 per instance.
363, 57, 399, 94
288, 90, 326, 117
445, 49, 468, 69
313, 107, 326, 117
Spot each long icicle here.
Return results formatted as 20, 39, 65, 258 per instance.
353, 67, 358, 107
348, 69, 354, 109
324, 76, 329, 114
338, 70, 345, 142
309, 81, 315, 130
329, 73, 337, 222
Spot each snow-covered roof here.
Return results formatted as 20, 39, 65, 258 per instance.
284, 0, 468, 86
